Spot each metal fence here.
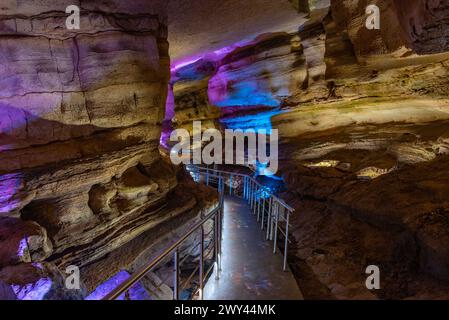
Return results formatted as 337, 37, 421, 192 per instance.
103, 164, 294, 300
187, 164, 294, 272
103, 176, 224, 300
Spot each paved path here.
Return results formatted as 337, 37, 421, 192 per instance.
203, 196, 303, 300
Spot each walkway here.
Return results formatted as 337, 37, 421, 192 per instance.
203, 196, 303, 300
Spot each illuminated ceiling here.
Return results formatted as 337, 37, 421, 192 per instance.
167, 0, 308, 64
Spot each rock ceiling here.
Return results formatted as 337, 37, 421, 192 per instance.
2, 0, 449, 301
167, 0, 312, 64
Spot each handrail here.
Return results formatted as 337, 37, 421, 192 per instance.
191, 166, 294, 212
103, 164, 294, 300
103, 196, 223, 300
187, 164, 294, 271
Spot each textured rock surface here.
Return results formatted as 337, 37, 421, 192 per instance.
171, 59, 221, 131
278, 121, 449, 299
275, 1, 449, 299
167, 0, 449, 299
2, 0, 449, 300
168, 0, 310, 63
0, 262, 86, 300
328, 0, 449, 56
169, 11, 328, 134
0, 0, 215, 299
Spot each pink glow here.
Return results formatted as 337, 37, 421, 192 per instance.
164, 85, 175, 121
171, 39, 254, 72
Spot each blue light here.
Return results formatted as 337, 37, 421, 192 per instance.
220, 109, 281, 134
86, 271, 149, 300
212, 81, 280, 108
255, 161, 282, 179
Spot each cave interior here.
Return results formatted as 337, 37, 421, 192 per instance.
1, 0, 449, 300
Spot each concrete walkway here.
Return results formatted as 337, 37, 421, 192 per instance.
203, 196, 303, 300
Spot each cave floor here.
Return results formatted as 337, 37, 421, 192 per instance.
203, 196, 303, 300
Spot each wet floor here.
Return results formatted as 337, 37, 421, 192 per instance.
203, 196, 303, 300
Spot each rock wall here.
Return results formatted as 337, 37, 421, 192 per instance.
275, 1, 449, 299
169, 11, 328, 134
0, 0, 214, 299
328, 0, 449, 56
171, 59, 221, 132
275, 0, 449, 137
167, 0, 449, 299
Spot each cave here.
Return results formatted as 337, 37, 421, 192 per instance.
1, 0, 449, 302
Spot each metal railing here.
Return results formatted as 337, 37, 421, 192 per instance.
187, 164, 294, 271
103, 163, 294, 300
103, 176, 224, 301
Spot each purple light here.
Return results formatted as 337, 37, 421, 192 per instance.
171, 58, 202, 73
32, 262, 44, 270
171, 39, 253, 73
168, 38, 287, 147
160, 85, 175, 149
12, 278, 52, 300
164, 85, 175, 121
17, 237, 28, 258
0, 173, 24, 214
86, 270, 150, 300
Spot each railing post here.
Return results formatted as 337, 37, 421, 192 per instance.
214, 214, 220, 280
270, 201, 277, 241
199, 225, 204, 300
252, 181, 256, 209
255, 185, 260, 215
228, 174, 231, 195
258, 192, 264, 223
253, 181, 256, 208
218, 204, 222, 272
249, 180, 252, 206
173, 249, 179, 300
261, 196, 269, 230
283, 210, 290, 272
252, 184, 256, 214
243, 176, 247, 199
249, 180, 253, 208
220, 177, 224, 208
266, 198, 272, 239
243, 176, 245, 199
247, 178, 251, 202
206, 166, 209, 186
255, 184, 259, 212
273, 205, 280, 254
268, 201, 273, 240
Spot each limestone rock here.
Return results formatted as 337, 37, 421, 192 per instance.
0, 262, 85, 300
0, 217, 52, 267
329, 0, 449, 57
164, 0, 449, 300
0, 0, 212, 299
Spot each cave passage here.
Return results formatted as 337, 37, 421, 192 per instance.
203, 196, 302, 300
1, 0, 449, 303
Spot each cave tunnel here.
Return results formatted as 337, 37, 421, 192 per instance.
1, 0, 449, 307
